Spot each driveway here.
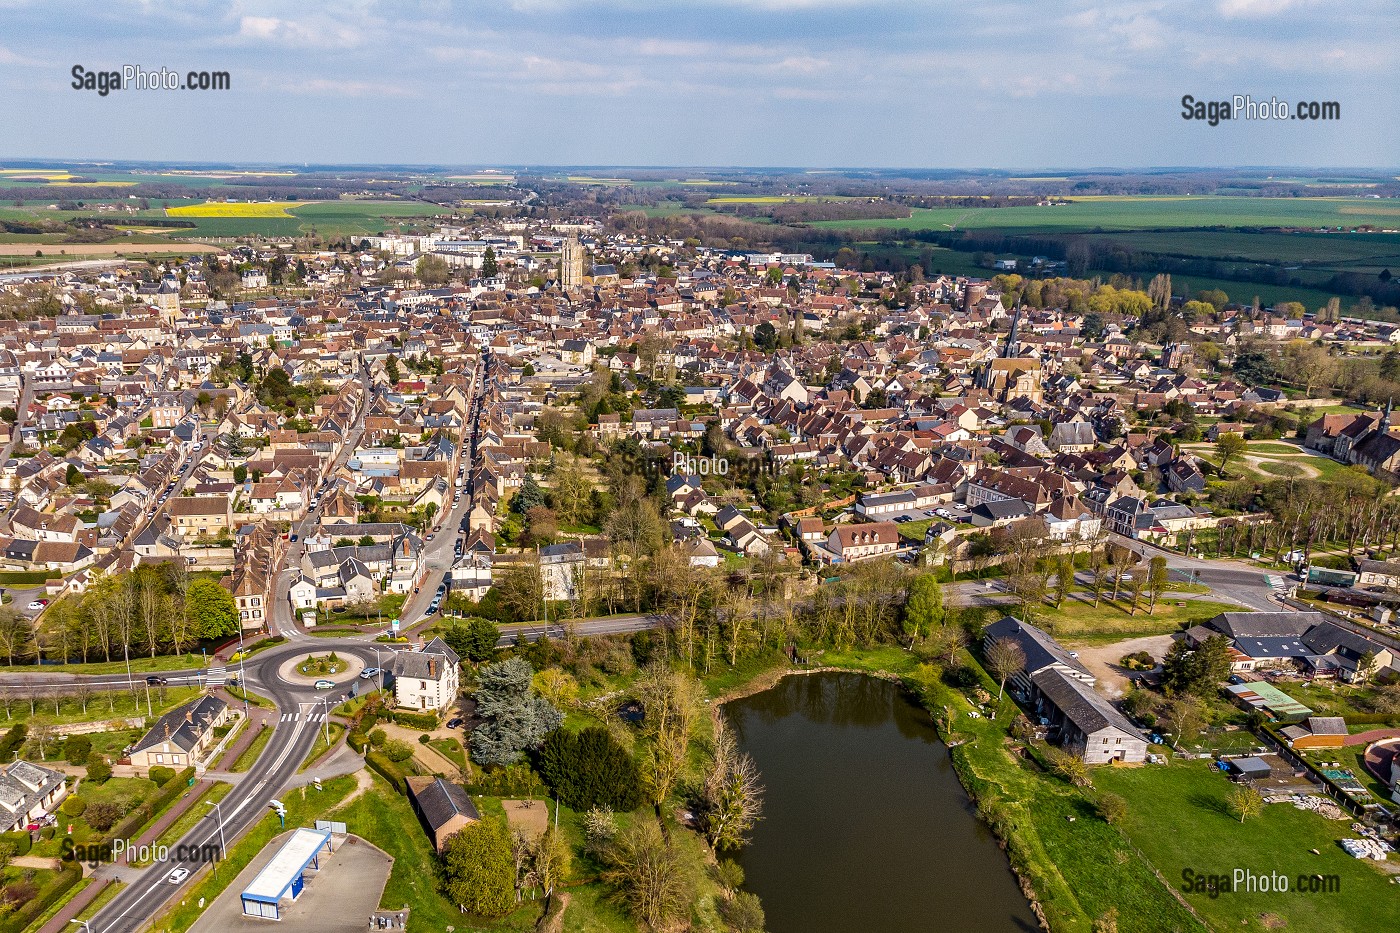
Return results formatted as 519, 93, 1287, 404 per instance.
1069, 633, 1175, 699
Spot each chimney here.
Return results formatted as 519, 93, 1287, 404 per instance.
186, 710, 194, 723
428, 657, 436, 678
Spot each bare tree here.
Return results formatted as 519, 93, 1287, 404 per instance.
700, 720, 764, 851
986, 637, 1027, 704
634, 662, 704, 811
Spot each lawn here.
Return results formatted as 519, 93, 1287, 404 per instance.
229, 722, 272, 772
428, 737, 467, 771
909, 657, 1203, 932
1032, 597, 1240, 645
297, 722, 345, 772
1095, 760, 1400, 932
152, 776, 358, 933
0, 652, 205, 675
8, 684, 202, 737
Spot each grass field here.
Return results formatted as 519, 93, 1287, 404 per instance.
1096, 760, 1400, 933
815, 196, 1400, 233
707, 195, 860, 204
1040, 597, 1239, 645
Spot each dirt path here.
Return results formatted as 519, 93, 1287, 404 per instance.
378, 722, 463, 776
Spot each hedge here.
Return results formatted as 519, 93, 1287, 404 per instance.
365, 750, 409, 796
347, 732, 369, 753
0, 862, 82, 933
0, 830, 31, 857
1341, 713, 1400, 726
389, 710, 439, 731
102, 766, 195, 848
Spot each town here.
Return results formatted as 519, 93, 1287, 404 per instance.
0, 203, 1394, 933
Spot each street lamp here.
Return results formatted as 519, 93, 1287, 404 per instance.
206, 799, 227, 861
319, 695, 330, 750
69, 920, 92, 933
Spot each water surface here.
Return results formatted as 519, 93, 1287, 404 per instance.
726, 672, 1038, 933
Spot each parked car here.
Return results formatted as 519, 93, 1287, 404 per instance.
290, 534, 298, 542
359, 668, 381, 680
446, 717, 463, 729
167, 868, 190, 884
27, 601, 43, 611
314, 679, 335, 690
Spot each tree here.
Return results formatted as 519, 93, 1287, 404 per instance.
495, 557, 545, 625
442, 818, 515, 918
700, 721, 764, 851
1161, 635, 1232, 697
1159, 695, 1207, 748
416, 254, 450, 286
443, 617, 499, 663
1044, 747, 1090, 787
532, 826, 571, 902
602, 820, 699, 930
385, 355, 400, 385
901, 574, 944, 646
469, 657, 563, 767
985, 636, 1026, 704
481, 246, 498, 278
1146, 556, 1170, 613
1227, 784, 1263, 823
85, 798, 123, 830
1213, 432, 1247, 476
0, 610, 34, 666
1054, 557, 1076, 609
537, 726, 643, 812
634, 662, 703, 809
186, 578, 239, 641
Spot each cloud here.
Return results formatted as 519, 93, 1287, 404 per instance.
1216, 0, 1313, 17
235, 15, 363, 48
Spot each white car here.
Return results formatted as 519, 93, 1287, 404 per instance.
167, 867, 190, 884
26, 600, 43, 611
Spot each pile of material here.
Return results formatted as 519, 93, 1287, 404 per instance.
1340, 837, 1391, 860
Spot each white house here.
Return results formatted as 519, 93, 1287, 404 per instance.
389, 637, 461, 713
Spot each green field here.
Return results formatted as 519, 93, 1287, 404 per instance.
815, 196, 1400, 233
1096, 760, 1400, 933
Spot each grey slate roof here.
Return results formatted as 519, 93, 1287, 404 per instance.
410, 777, 479, 832
1031, 667, 1146, 741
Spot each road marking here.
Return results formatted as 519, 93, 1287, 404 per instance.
280, 712, 298, 722
205, 666, 228, 686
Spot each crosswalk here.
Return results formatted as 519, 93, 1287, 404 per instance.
277, 711, 328, 723
205, 666, 228, 686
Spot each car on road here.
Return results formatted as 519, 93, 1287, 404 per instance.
314, 679, 335, 690
145, 676, 169, 686
167, 868, 190, 884
426, 532, 434, 540
446, 717, 463, 729
359, 667, 381, 679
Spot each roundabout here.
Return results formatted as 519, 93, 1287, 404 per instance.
275, 649, 367, 687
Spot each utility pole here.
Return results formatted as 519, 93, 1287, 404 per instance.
206, 799, 227, 860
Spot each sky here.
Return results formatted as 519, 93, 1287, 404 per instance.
0, 0, 1394, 169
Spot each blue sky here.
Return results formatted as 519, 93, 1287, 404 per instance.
0, 0, 1394, 168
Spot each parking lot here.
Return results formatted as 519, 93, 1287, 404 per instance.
190, 832, 392, 933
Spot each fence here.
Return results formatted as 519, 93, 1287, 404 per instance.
1254, 726, 1379, 819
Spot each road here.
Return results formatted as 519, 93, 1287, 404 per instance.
1109, 533, 1281, 612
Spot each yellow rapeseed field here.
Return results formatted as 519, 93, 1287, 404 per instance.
165, 201, 310, 218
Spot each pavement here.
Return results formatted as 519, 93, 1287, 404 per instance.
188, 832, 392, 933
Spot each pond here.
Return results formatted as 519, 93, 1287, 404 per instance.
725, 672, 1038, 933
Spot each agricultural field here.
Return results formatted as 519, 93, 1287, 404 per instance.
156, 199, 456, 238
813, 195, 1400, 233
707, 195, 861, 204
164, 201, 303, 217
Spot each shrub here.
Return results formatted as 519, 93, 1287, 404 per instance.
64, 736, 91, 765
383, 740, 414, 762
85, 759, 112, 785
418, 733, 431, 745
719, 891, 766, 933
85, 800, 124, 831
1097, 792, 1128, 824
0, 724, 26, 761
369, 729, 387, 748
347, 732, 368, 753
536, 727, 643, 812
61, 795, 86, 818
148, 766, 176, 786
